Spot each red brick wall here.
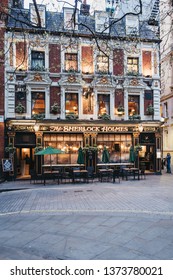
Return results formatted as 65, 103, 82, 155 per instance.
0, 0, 8, 161
16, 41, 27, 70
50, 87, 61, 113
115, 89, 124, 108
49, 44, 61, 73
81, 46, 93, 74
113, 49, 124, 76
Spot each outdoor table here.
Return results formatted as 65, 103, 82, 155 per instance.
72, 169, 88, 183
43, 170, 60, 185
98, 169, 113, 182
123, 167, 140, 181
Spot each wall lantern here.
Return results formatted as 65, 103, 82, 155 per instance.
34, 123, 40, 132
138, 124, 144, 133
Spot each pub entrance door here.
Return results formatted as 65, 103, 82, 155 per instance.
83, 133, 97, 173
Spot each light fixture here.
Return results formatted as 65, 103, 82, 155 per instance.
34, 123, 39, 132
138, 124, 144, 133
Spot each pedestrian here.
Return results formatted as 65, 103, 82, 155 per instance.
166, 153, 171, 173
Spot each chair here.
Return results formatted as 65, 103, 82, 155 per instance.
87, 166, 94, 183
112, 169, 120, 183
30, 169, 43, 184
61, 167, 73, 183
140, 166, 146, 179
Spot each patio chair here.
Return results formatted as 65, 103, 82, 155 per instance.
140, 166, 146, 179
87, 166, 94, 183
61, 167, 73, 183
112, 169, 120, 183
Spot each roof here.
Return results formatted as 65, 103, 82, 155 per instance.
7, 7, 159, 41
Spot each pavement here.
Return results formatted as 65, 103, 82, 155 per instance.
0, 169, 173, 260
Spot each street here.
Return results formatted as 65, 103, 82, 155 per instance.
0, 170, 173, 260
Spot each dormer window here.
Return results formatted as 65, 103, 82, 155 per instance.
64, 8, 78, 30
95, 12, 109, 33
126, 15, 139, 36
30, 4, 46, 28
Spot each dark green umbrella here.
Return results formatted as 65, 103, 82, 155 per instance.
129, 146, 136, 163
35, 146, 64, 156
102, 146, 110, 163
35, 146, 64, 165
77, 147, 85, 164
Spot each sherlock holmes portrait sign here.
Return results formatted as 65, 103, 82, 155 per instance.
2, 159, 13, 172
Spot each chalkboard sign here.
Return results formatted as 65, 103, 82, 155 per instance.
2, 159, 13, 172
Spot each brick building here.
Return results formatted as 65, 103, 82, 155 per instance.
3, 0, 162, 178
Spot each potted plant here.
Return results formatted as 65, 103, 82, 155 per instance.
146, 104, 154, 115
5, 143, 16, 155
51, 102, 60, 114
117, 105, 125, 113
15, 102, 25, 114
129, 114, 141, 120
34, 144, 43, 153
66, 112, 78, 120
99, 113, 111, 120
31, 113, 45, 120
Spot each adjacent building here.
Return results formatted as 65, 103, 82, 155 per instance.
3, 0, 162, 178
160, 0, 173, 161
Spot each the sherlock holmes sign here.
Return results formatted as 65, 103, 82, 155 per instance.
2, 159, 13, 172
49, 126, 129, 132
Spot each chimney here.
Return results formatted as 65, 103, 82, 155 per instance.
80, 0, 90, 16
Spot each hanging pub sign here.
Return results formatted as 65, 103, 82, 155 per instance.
2, 159, 13, 172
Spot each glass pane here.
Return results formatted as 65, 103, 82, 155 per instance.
31, 92, 45, 116
65, 93, 78, 115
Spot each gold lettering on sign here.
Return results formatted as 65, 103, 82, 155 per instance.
48, 126, 129, 132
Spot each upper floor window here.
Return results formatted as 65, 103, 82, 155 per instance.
97, 52, 109, 73
65, 93, 78, 116
30, 4, 46, 27
128, 95, 140, 116
127, 57, 139, 75
126, 15, 139, 36
95, 12, 109, 33
31, 92, 45, 118
98, 94, 110, 117
164, 102, 168, 118
31, 51, 45, 71
64, 8, 78, 30
65, 53, 78, 71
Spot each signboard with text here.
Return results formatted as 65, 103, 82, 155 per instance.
2, 159, 13, 172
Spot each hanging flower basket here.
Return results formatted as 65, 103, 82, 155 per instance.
146, 104, 154, 115
15, 102, 25, 114
117, 105, 124, 112
51, 102, 60, 114
99, 113, 111, 120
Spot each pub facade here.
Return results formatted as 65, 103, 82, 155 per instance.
4, 1, 162, 178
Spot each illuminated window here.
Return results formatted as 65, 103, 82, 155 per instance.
97, 53, 109, 73
128, 95, 139, 116
31, 51, 45, 71
65, 93, 78, 115
31, 92, 45, 117
127, 57, 139, 74
65, 53, 78, 71
98, 94, 110, 116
